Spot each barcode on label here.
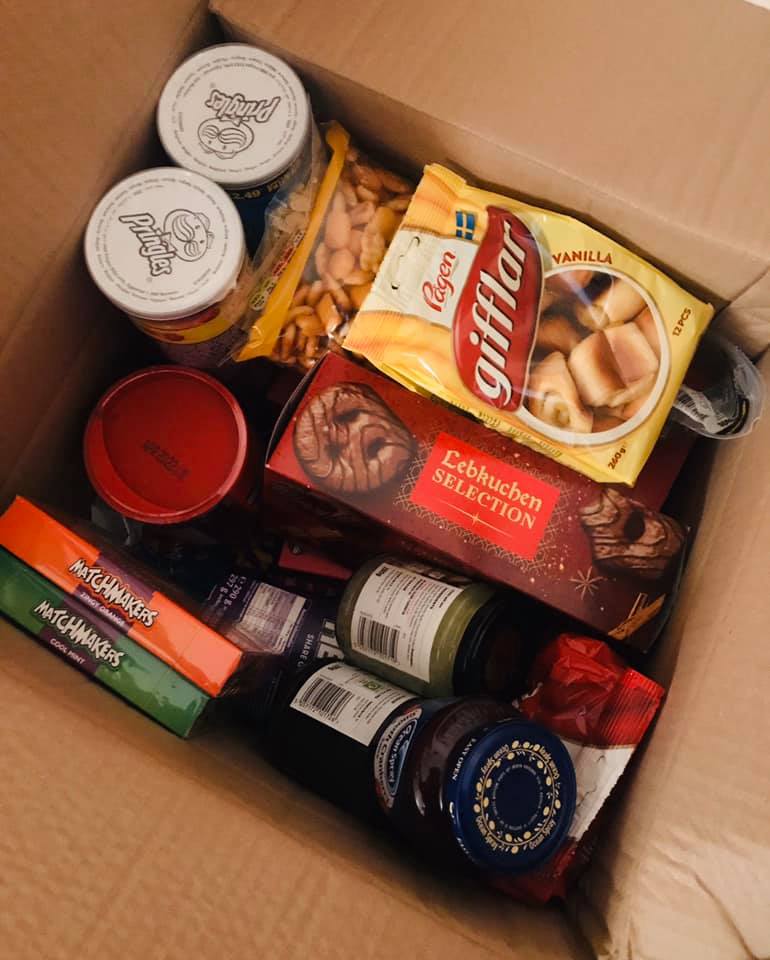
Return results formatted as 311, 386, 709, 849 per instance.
297, 676, 354, 723
675, 391, 702, 415
356, 615, 400, 662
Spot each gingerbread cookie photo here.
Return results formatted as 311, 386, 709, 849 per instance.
293, 382, 416, 495
580, 488, 685, 580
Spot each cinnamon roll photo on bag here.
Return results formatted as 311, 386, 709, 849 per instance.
344, 164, 714, 484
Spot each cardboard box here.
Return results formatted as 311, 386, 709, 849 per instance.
2, 2, 770, 959
265, 353, 686, 652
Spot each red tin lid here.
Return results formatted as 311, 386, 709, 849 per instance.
84, 366, 249, 525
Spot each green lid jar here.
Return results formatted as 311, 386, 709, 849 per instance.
337, 557, 523, 698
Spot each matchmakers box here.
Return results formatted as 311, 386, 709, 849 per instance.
0, 548, 209, 737
0, 497, 252, 697
265, 353, 687, 651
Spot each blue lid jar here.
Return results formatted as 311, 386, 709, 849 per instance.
444, 719, 576, 875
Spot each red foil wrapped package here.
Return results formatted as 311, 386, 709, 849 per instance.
496, 633, 664, 903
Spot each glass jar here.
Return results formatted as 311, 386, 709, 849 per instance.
266, 662, 577, 879
266, 660, 418, 818
375, 698, 576, 877
84, 167, 248, 368
337, 557, 524, 698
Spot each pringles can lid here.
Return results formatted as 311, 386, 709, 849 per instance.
84, 167, 245, 321
157, 43, 310, 190
444, 719, 576, 876
84, 366, 251, 525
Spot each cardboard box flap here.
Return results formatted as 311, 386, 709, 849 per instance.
0, 618, 590, 960
569, 352, 770, 959
214, 0, 770, 314
0, 0, 219, 508
714, 265, 770, 356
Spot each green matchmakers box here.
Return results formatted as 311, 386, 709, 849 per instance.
0, 547, 210, 737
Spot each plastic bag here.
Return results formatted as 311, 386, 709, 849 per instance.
673, 333, 764, 438
235, 123, 414, 370
344, 163, 714, 484
223, 118, 329, 363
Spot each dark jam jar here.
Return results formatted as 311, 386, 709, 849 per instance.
337, 558, 525, 699
374, 699, 577, 878
267, 663, 576, 879
265, 660, 421, 819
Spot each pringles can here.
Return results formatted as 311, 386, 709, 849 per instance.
156, 43, 311, 253
84, 366, 260, 537
84, 167, 248, 368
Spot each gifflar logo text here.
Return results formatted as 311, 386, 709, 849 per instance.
453, 207, 542, 412
69, 559, 159, 628
33, 601, 125, 669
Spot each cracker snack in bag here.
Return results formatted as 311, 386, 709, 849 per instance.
344, 164, 714, 484
236, 123, 413, 370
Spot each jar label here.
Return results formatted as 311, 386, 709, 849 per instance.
372, 703, 424, 810
290, 661, 412, 746
350, 561, 468, 682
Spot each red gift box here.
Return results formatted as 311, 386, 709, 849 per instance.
265, 354, 687, 651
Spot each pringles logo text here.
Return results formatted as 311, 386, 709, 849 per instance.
204, 90, 281, 123
118, 213, 176, 276
453, 207, 542, 411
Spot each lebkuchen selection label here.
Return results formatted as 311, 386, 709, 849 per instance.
411, 433, 561, 560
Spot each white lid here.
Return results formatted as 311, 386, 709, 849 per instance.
156, 43, 310, 189
84, 167, 245, 321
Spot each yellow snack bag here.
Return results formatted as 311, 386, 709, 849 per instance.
344, 164, 714, 484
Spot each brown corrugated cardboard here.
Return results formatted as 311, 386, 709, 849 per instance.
572, 349, 770, 960
0, 0, 219, 508
1, 0, 769, 958
0, 617, 589, 959
214, 0, 770, 353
